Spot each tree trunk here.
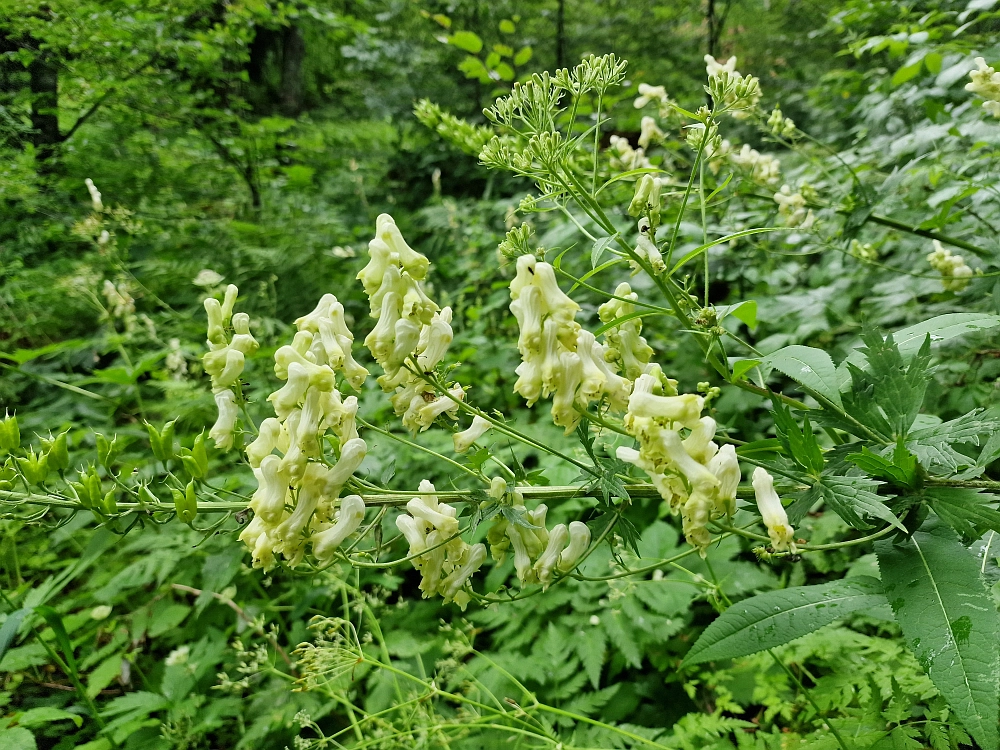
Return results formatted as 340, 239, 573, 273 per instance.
280, 24, 305, 117
28, 51, 60, 158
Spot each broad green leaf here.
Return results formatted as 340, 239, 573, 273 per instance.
683, 577, 888, 665
494, 62, 515, 81
730, 300, 757, 329
513, 46, 532, 66
924, 52, 943, 74
892, 313, 1000, 358
498, 19, 516, 33
448, 31, 483, 54
762, 345, 843, 409
0, 609, 31, 665
16, 707, 83, 728
892, 59, 923, 86
927, 488, 1000, 543
0, 727, 37, 750
876, 520, 1000, 750
812, 474, 904, 531
457, 56, 490, 83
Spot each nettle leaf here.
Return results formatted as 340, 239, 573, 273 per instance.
762, 345, 843, 409
846, 443, 917, 489
926, 488, 1000, 544
876, 520, 1000, 750
844, 327, 931, 440
811, 474, 904, 531
908, 409, 998, 474
683, 577, 888, 665
771, 397, 824, 475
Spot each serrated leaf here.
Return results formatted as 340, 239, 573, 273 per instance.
17, 706, 83, 728
812, 474, 904, 531
876, 520, 1000, 750
908, 409, 996, 473
892, 313, 1000, 358
762, 345, 843, 409
927, 488, 1000, 543
683, 577, 888, 665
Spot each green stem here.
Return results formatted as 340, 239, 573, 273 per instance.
769, 649, 851, 750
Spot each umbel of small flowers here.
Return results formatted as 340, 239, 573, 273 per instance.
358, 214, 463, 433
236, 291, 370, 569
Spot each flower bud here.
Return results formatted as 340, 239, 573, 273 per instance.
628, 375, 704, 428
268, 362, 311, 419
682, 417, 718, 464
453, 415, 493, 454
324, 438, 368, 498
708, 444, 740, 516
397, 514, 428, 557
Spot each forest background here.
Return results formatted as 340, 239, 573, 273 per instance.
4, 0, 1000, 748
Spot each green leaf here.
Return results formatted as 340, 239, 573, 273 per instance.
927, 488, 1000, 543
730, 358, 760, 382
892, 313, 1000, 359
494, 62, 515, 81
457, 56, 490, 83
729, 300, 757, 329
876, 520, 1000, 750
0, 727, 37, 750
811, 474, 904, 531
908, 409, 998, 474
0, 609, 30, 665
924, 52, 943, 74
16, 707, 83, 728
513, 46, 532, 66
762, 345, 843, 409
892, 59, 923, 86
498, 19, 516, 33
683, 577, 888, 665
34, 606, 77, 675
591, 235, 617, 268
448, 31, 483, 54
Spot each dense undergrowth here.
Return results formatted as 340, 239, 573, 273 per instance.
3, 1, 1000, 749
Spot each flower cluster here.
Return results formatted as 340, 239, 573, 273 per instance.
638, 116, 665, 150
966, 58, 1000, 118
849, 239, 877, 261
767, 106, 796, 138
395, 480, 486, 609
359, 214, 463, 433
617, 370, 740, 552
633, 83, 669, 112
704, 55, 762, 116
773, 185, 815, 229
510, 255, 630, 431
927, 240, 973, 292
730, 144, 781, 185
202, 285, 258, 451
238, 294, 369, 569
485, 480, 590, 589
751, 467, 795, 552
609, 135, 652, 171
598, 283, 655, 384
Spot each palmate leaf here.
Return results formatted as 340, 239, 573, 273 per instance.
876, 520, 1000, 750
682, 577, 888, 665
810, 474, 904, 531
926, 488, 1000, 544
